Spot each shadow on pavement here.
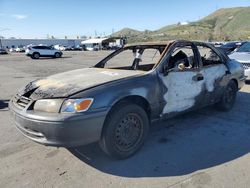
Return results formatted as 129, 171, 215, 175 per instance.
31, 56, 72, 60
0, 100, 9, 110
69, 91, 250, 177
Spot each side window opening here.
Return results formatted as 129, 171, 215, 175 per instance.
168, 45, 197, 71
138, 48, 161, 71
237, 42, 250, 52
197, 45, 222, 66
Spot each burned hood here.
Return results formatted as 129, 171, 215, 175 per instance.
19, 68, 144, 100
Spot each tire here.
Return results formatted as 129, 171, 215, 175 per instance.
54, 52, 61, 58
99, 103, 149, 159
32, 53, 40, 59
216, 80, 237, 111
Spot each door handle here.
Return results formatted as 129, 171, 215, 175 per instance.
193, 74, 204, 81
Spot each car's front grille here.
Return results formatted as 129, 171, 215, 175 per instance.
13, 94, 31, 109
241, 63, 250, 70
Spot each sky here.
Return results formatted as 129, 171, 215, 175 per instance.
0, 0, 249, 39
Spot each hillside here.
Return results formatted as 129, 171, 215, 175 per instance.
112, 28, 142, 37
112, 7, 250, 42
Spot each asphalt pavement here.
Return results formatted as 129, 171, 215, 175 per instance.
1, 51, 250, 188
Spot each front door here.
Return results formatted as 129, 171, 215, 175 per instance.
159, 43, 205, 116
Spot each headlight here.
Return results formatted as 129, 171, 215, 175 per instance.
60, 98, 94, 113
33, 99, 64, 113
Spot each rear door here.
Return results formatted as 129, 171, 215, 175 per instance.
36, 46, 46, 56
197, 44, 228, 104
44, 46, 54, 56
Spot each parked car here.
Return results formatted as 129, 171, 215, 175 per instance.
53, 44, 66, 51
9, 48, 15, 53
9, 40, 245, 159
72, 45, 83, 51
64, 46, 73, 51
85, 44, 100, 51
219, 41, 247, 54
65, 45, 83, 51
229, 42, 250, 81
25, 45, 63, 59
15, 46, 25, 53
0, 49, 8, 55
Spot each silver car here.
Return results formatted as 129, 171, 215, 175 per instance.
229, 42, 250, 81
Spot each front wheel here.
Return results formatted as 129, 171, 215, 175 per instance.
99, 103, 149, 159
216, 80, 237, 111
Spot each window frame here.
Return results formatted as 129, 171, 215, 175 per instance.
196, 44, 224, 68
95, 45, 167, 70
236, 42, 250, 52
162, 41, 200, 73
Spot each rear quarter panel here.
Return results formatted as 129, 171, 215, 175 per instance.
227, 59, 245, 89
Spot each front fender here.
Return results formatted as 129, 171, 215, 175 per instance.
71, 72, 160, 114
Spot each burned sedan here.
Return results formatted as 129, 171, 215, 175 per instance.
9, 40, 245, 159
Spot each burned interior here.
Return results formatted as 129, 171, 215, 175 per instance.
94, 41, 226, 73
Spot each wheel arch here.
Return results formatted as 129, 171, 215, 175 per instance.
110, 95, 151, 119
101, 95, 151, 138
33, 52, 40, 55
230, 78, 239, 90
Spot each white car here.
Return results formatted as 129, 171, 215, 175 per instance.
9, 48, 15, 53
229, 42, 250, 81
15, 47, 25, 53
25, 46, 63, 59
53, 45, 66, 51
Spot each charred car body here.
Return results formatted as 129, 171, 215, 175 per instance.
9, 40, 245, 159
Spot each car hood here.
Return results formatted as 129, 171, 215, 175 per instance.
19, 68, 144, 100
229, 52, 250, 63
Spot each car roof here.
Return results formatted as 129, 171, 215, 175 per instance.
124, 41, 174, 47
124, 40, 212, 48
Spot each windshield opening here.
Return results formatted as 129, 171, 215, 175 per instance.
95, 45, 166, 71
236, 42, 250, 52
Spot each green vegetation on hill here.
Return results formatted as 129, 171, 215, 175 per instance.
111, 7, 250, 43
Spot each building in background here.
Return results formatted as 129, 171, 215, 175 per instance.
1, 39, 84, 49
1, 37, 126, 50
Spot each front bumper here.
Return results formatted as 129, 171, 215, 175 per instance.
9, 100, 108, 147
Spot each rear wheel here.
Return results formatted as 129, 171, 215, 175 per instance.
216, 80, 237, 111
32, 53, 40, 59
99, 103, 149, 159
54, 52, 61, 58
